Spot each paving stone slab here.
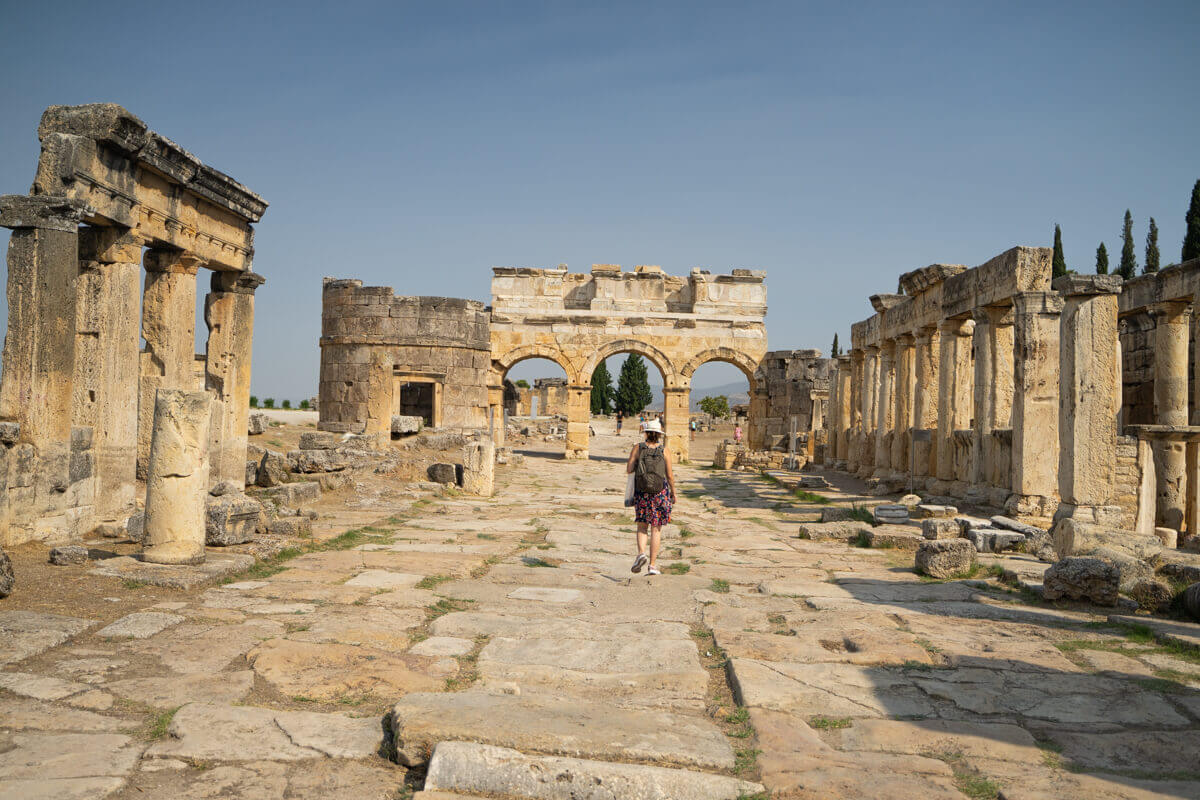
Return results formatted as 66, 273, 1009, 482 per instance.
0, 671, 91, 701
431, 611, 691, 642
248, 638, 444, 700
0, 696, 124, 732
727, 658, 935, 718
89, 552, 254, 589
0, 731, 142, 780
829, 718, 1041, 762
121, 759, 404, 800
343, 569, 424, 589
285, 605, 425, 650
506, 586, 583, 603
408, 636, 473, 657
424, 741, 763, 800
0, 610, 95, 665
127, 619, 284, 674
0, 776, 128, 800
387, 690, 735, 770
712, 627, 932, 666
1107, 614, 1200, 651
105, 670, 255, 709
146, 702, 380, 761
96, 611, 185, 639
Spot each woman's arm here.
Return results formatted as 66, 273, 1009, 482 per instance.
665, 448, 676, 497
626, 443, 639, 474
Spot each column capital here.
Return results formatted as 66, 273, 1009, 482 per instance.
879, 340, 897, 360
939, 317, 975, 336
983, 304, 1015, 327
1053, 273, 1123, 297
211, 270, 266, 295
145, 249, 205, 274
0, 195, 91, 232
914, 324, 939, 343
895, 332, 915, 346
1012, 291, 1064, 316
79, 225, 145, 264
1151, 299, 1191, 322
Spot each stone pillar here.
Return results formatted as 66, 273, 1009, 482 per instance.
203, 270, 265, 488
913, 325, 940, 478
565, 384, 591, 459
142, 389, 211, 565
1152, 299, 1191, 529
663, 386, 691, 463
0, 196, 90, 451
986, 306, 1015, 477
363, 350, 393, 441
835, 357, 853, 465
462, 437, 495, 496
861, 346, 879, 472
748, 387, 769, 451
1009, 291, 1063, 519
1054, 275, 1122, 520
891, 334, 915, 474
487, 383, 506, 449
936, 318, 974, 482
74, 226, 143, 520
139, 249, 202, 478
847, 350, 864, 472
969, 309, 995, 487
874, 341, 896, 474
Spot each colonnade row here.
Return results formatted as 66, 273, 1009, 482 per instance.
0, 195, 262, 540
824, 268, 1200, 535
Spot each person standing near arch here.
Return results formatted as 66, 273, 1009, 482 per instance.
627, 419, 675, 576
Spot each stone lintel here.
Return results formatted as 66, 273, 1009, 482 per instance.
869, 293, 906, 312
144, 249, 205, 274
1117, 257, 1200, 315
941, 246, 1052, 319
212, 270, 266, 295
0, 194, 91, 232
591, 263, 621, 274
79, 225, 144, 262
897, 263, 968, 295
1052, 273, 1123, 296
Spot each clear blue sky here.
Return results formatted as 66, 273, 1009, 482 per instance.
1, 1, 1197, 400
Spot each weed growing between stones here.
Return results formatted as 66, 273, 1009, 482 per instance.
521, 557, 556, 568
139, 705, 182, 740
665, 562, 691, 574
848, 504, 876, 525
808, 716, 852, 730
476, 532, 498, 540
792, 489, 831, 505
711, 578, 731, 593
415, 574, 452, 590
927, 750, 1001, 799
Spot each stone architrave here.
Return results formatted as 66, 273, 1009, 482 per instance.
1054, 274, 1122, 518
936, 318, 973, 482
138, 249, 202, 479
204, 270, 265, 488
1151, 300, 1190, 530
890, 335, 915, 475
462, 437, 495, 496
75, 226, 142, 520
1009, 291, 1063, 519
142, 389, 212, 565
912, 326, 939, 477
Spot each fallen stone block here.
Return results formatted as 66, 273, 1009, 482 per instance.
287, 448, 352, 473
247, 413, 267, 435
1185, 583, 1200, 621
205, 493, 264, 546
914, 504, 957, 519
49, 545, 89, 566
873, 504, 910, 524
967, 529, 1025, 553
820, 507, 854, 522
990, 515, 1044, 537
391, 415, 422, 435
94, 521, 126, 539
299, 431, 340, 450
0, 547, 12, 597
261, 481, 321, 508
921, 519, 960, 540
1042, 557, 1119, 605
427, 463, 458, 484
1052, 518, 1161, 561
915, 539, 976, 579
256, 450, 289, 487
423, 741, 763, 800
266, 516, 313, 538
208, 480, 239, 497
126, 511, 145, 545
865, 526, 922, 550
245, 460, 258, 486
798, 521, 872, 542
796, 475, 829, 489
1154, 527, 1178, 548
1127, 579, 1174, 612
318, 471, 354, 491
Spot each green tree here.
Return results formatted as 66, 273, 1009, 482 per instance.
249, 395, 259, 408
1184, 179, 1200, 262
263, 398, 275, 408
1052, 224, 1067, 278
299, 399, 310, 410
613, 354, 654, 416
699, 395, 730, 419
1145, 217, 1160, 273
1095, 242, 1109, 275
514, 378, 529, 388
590, 359, 614, 415
830, 333, 840, 357
1118, 210, 1137, 279
281, 399, 291, 409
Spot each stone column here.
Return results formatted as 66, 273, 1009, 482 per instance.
936, 318, 974, 482
663, 386, 691, 463
362, 350, 393, 441
891, 335, 915, 474
462, 437, 495, 496
986, 306, 1015, 457
875, 341, 896, 475
0, 196, 90, 451
836, 356, 853, 465
142, 389, 211, 565
913, 325, 940, 478
139, 249, 202, 478
203, 270, 265, 487
487, 383, 506, 448
1054, 275, 1122, 520
860, 346, 879, 472
1009, 291, 1063, 519
847, 350, 864, 472
748, 387, 769, 451
969, 308, 994, 487
1152, 299, 1191, 529
565, 384, 591, 459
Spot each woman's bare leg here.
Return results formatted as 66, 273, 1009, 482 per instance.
636, 522, 648, 556
648, 525, 662, 566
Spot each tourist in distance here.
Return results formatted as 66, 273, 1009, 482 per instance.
615, 410, 623, 435
627, 419, 675, 577
734, 423, 743, 444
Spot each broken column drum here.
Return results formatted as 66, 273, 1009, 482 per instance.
142, 389, 212, 565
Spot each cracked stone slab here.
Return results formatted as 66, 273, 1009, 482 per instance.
145, 702, 381, 761
387, 691, 735, 770
247, 638, 443, 700
726, 658, 936, 718
105, 670, 254, 709
0, 696, 123, 732
96, 611, 185, 639
0, 611, 95, 665
89, 553, 254, 589
120, 759, 403, 799
828, 718, 1042, 762
0, 671, 92, 701
424, 741, 763, 800
0, 732, 143, 781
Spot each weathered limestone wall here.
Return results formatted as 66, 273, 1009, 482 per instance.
319, 280, 492, 434
0, 104, 267, 546
757, 349, 832, 452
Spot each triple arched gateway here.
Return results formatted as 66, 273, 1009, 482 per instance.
486, 264, 768, 462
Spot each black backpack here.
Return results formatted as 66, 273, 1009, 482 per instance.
635, 444, 667, 494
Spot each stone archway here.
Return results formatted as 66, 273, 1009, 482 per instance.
680, 347, 769, 455
489, 264, 768, 460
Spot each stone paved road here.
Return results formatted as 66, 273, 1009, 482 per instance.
2, 420, 1199, 799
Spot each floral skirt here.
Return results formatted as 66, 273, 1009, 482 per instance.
634, 486, 673, 527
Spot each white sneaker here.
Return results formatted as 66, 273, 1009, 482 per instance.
631, 553, 648, 573
647, 565, 661, 576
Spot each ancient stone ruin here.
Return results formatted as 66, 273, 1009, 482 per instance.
0, 104, 267, 548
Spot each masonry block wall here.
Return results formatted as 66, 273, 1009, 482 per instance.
319, 279, 492, 434
758, 349, 832, 451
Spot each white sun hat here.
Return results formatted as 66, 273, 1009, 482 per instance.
643, 419, 664, 434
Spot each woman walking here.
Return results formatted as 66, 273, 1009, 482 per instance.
627, 419, 675, 576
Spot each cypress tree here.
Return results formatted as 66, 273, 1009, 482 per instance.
589, 360, 613, 415
1052, 224, 1067, 278
1184, 179, 1200, 262
613, 354, 654, 416
1095, 242, 1109, 275
1145, 217, 1160, 273
831, 333, 840, 357
1117, 210, 1137, 279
